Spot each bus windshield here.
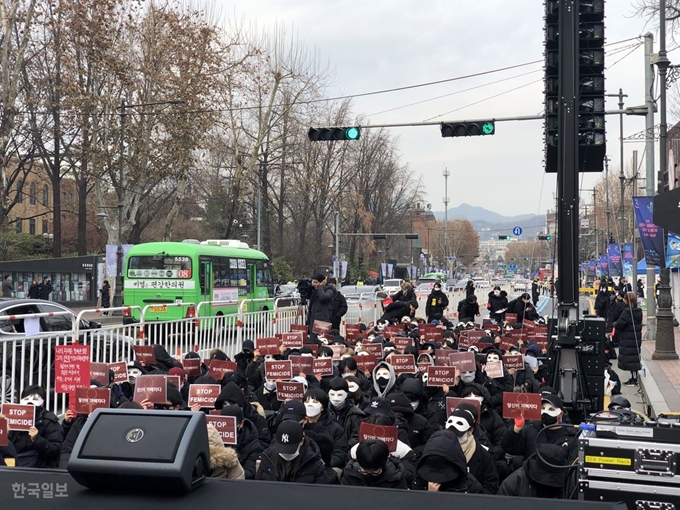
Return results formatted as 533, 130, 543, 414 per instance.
128, 255, 192, 279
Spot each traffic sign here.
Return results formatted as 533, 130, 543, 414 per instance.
512, 226, 522, 236
508, 264, 518, 271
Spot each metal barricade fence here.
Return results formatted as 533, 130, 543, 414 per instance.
273, 299, 307, 338
194, 301, 241, 361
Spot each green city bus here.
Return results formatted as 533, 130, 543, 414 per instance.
122, 239, 275, 322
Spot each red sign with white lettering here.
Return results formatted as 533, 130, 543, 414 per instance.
281, 332, 304, 349
133, 375, 167, 403
257, 337, 280, 356
0, 417, 7, 446
313, 358, 333, 378
312, 320, 332, 335
90, 363, 109, 387
133, 345, 156, 365
389, 354, 416, 375
182, 357, 202, 377
445, 397, 481, 421
289, 355, 314, 376
276, 381, 305, 401
188, 384, 221, 408
75, 387, 111, 415
359, 422, 398, 452
355, 354, 380, 373
364, 344, 383, 357
265, 360, 293, 380
448, 352, 476, 373
108, 361, 128, 383
484, 360, 504, 379
206, 415, 238, 445
502, 392, 542, 420
502, 354, 525, 370
1, 404, 36, 431
55, 345, 91, 394
426, 366, 457, 386
209, 360, 238, 380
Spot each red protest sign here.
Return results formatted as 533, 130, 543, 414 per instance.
426, 366, 457, 386
364, 343, 383, 357
290, 324, 308, 332
359, 422, 398, 453
289, 355, 314, 376
281, 332, 304, 349
434, 349, 450, 366
133, 345, 156, 365
458, 334, 470, 350
206, 415, 238, 445
389, 354, 416, 375
446, 397, 481, 421
182, 357, 202, 377
55, 345, 90, 394
133, 375, 167, 403
502, 354, 525, 370
1, 404, 36, 431
329, 345, 345, 360
484, 360, 504, 379
312, 320, 332, 335
393, 336, 412, 350
313, 358, 333, 378
276, 381, 306, 401
356, 354, 380, 373
417, 362, 430, 374
188, 384, 221, 408
419, 323, 438, 332
265, 360, 293, 380
522, 320, 536, 331
505, 313, 518, 323
257, 337, 280, 356
209, 359, 238, 380
503, 392, 542, 420
424, 330, 443, 341
168, 375, 182, 388
75, 387, 111, 415
90, 363, 109, 387
499, 337, 516, 351
384, 326, 404, 338
0, 417, 7, 446
448, 352, 476, 373
108, 361, 128, 383
345, 323, 361, 332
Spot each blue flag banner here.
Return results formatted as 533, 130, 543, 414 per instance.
599, 255, 609, 276
622, 243, 633, 279
608, 243, 622, 277
588, 260, 597, 276
667, 232, 680, 268
632, 196, 665, 268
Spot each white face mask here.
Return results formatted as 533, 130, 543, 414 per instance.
328, 390, 348, 408
468, 394, 485, 404
21, 394, 44, 407
376, 368, 391, 380
279, 445, 301, 461
347, 382, 359, 393
461, 371, 475, 384
264, 380, 276, 391
264, 355, 275, 361
305, 401, 322, 417
486, 354, 500, 363
494, 291, 500, 296
410, 401, 420, 410
342, 372, 356, 379
129, 368, 142, 381
301, 353, 314, 358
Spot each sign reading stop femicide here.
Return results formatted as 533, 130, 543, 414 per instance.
393, 336, 412, 350
281, 332, 304, 349
133, 375, 167, 403
75, 387, 111, 415
1, 404, 36, 431
0, 417, 7, 446
55, 345, 91, 394
484, 360, 504, 379
502, 354, 525, 370
133, 345, 156, 365
426, 366, 457, 386
265, 360, 293, 380
502, 392, 542, 420
329, 345, 345, 360
276, 381, 305, 401
448, 352, 476, 373
389, 354, 416, 375
359, 422, 398, 453
206, 415, 238, 445
90, 363, 109, 387
188, 384, 221, 408
313, 358, 333, 378
108, 361, 129, 383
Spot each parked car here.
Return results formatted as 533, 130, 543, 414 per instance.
340, 285, 386, 299
274, 284, 300, 307
382, 279, 404, 296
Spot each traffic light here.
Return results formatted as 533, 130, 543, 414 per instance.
544, 0, 605, 173
498, 235, 511, 240
308, 126, 361, 141
440, 121, 495, 138
538, 235, 552, 240
524, 257, 530, 261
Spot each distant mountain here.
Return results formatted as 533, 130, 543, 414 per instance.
433, 204, 545, 241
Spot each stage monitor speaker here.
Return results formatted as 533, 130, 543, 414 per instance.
67, 408, 209, 494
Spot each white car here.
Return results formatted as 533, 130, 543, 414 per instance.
382, 279, 404, 296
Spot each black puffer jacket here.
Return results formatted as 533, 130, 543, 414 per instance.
425, 289, 449, 320
308, 410, 349, 468
460, 383, 506, 461
215, 382, 271, 447
487, 290, 509, 322
148, 344, 183, 373
342, 458, 409, 489
308, 284, 335, 332
501, 420, 578, 461
392, 286, 419, 310
58, 415, 88, 468
256, 438, 330, 484
9, 407, 63, 468
234, 418, 264, 479
400, 377, 440, 429
458, 299, 479, 321
466, 438, 499, 494
332, 401, 366, 445
616, 306, 643, 372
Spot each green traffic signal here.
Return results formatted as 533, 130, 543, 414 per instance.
441, 121, 495, 138
308, 126, 361, 141
345, 127, 360, 140
481, 122, 495, 135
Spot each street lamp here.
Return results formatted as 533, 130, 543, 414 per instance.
113, 99, 185, 309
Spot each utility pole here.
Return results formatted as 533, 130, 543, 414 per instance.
606, 89, 628, 245
334, 211, 340, 286
644, 32, 657, 341
653, 0, 678, 360
592, 189, 599, 259
604, 156, 612, 248
443, 167, 450, 278
632, 150, 638, 287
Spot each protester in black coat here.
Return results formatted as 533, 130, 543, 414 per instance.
498, 444, 568, 498
342, 439, 409, 489
465, 280, 475, 297
400, 377, 440, 430
460, 383, 506, 461
506, 294, 538, 322
328, 377, 366, 445
303, 388, 349, 468
425, 283, 449, 322
8, 386, 63, 468
615, 294, 643, 385
531, 278, 540, 306
219, 405, 263, 479
27, 279, 40, 299
215, 382, 271, 447
606, 292, 626, 340
595, 283, 612, 318
38, 277, 53, 300
328, 278, 347, 331
458, 295, 480, 323
255, 421, 330, 484
308, 274, 335, 333
388, 392, 437, 450
378, 300, 413, 323
392, 282, 419, 310
487, 287, 508, 323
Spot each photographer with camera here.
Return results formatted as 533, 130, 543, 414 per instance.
307, 273, 336, 335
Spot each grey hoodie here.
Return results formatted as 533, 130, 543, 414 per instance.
372, 362, 397, 398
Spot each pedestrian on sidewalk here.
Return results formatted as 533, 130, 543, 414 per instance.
27, 279, 40, 299
615, 292, 643, 387
636, 279, 644, 299
100, 280, 111, 316
2, 275, 12, 298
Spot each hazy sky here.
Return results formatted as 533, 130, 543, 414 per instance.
222, 0, 677, 216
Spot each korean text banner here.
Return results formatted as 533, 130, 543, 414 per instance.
599, 255, 609, 276
607, 243, 622, 277
667, 232, 680, 268
633, 196, 665, 268
622, 243, 633, 279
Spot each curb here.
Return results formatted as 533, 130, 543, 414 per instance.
639, 367, 671, 417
